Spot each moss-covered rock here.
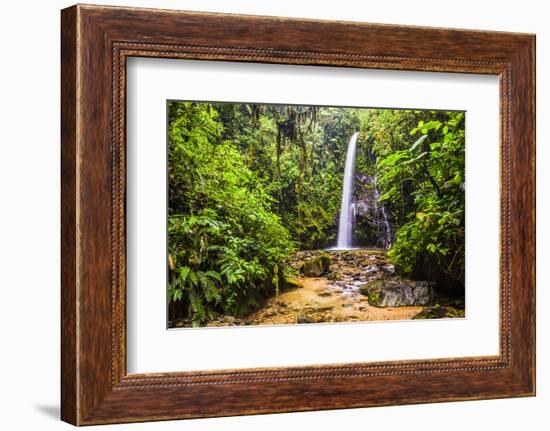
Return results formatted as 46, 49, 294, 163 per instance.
360, 279, 436, 307
367, 289, 382, 306
359, 279, 385, 296
283, 277, 304, 290
412, 305, 465, 319
297, 314, 314, 324
299, 253, 330, 276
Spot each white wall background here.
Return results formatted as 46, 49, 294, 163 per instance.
0, 0, 546, 429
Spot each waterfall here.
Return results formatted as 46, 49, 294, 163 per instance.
336, 132, 360, 249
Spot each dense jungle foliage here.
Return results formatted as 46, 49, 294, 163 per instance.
167, 101, 465, 326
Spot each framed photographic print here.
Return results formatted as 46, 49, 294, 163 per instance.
61, 4, 535, 425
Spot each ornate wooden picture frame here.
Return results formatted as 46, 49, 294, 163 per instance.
61, 4, 535, 425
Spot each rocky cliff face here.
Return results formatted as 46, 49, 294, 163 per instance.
352, 174, 393, 249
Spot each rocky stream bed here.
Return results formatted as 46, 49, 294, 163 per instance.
173, 249, 464, 328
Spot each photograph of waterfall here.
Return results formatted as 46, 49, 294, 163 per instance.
167, 100, 466, 328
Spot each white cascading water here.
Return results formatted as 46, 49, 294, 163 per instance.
336, 132, 360, 249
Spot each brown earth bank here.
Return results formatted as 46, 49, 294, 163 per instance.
171, 249, 464, 328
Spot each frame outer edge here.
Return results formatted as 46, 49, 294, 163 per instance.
531, 34, 536, 396
524, 35, 537, 396
527, 35, 536, 395
502, 34, 536, 396
61, 5, 79, 426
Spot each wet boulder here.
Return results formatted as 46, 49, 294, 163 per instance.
299, 254, 330, 277
363, 280, 437, 307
